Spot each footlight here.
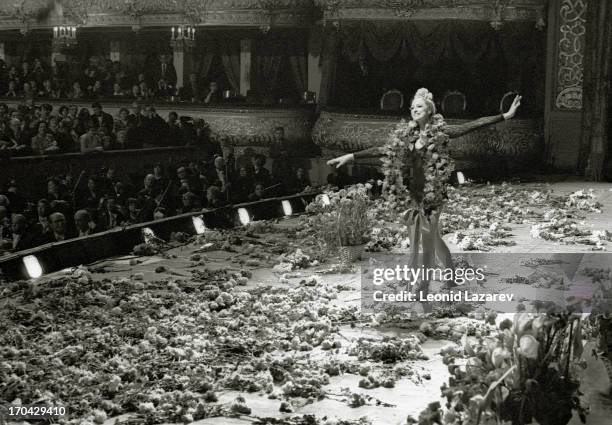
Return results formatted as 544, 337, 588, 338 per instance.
142, 227, 156, 244
281, 200, 293, 216
456, 171, 466, 185
192, 216, 207, 234
321, 194, 331, 206
237, 208, 251, 225
23, 255, 43, 279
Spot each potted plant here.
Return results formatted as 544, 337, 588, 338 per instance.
305, 184, 374, 263
415, 311, 588, 425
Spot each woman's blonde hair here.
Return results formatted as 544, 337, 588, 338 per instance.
412, 88, 436, 116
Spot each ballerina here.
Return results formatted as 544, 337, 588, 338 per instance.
327, 88, 521, 297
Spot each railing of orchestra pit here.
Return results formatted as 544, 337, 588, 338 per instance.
0, 190, 322, 282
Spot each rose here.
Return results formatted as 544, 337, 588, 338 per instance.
518, 335, 539, 359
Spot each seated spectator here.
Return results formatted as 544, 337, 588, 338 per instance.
4, 181, 27, 214
141, 106, 168, 147
23, 82, 35, 99
79, 126, 103, 153
207, 156, 229, 194
5, 80, 19, 97
78, 177, 103, 210
156, 79, 173, 98
123, 115, 143, 149
153, 164, 169, 192
91, 102, 114, 134
9, 214, 31, 251
248, 182, 265, 202
125, 197, 140, 224
252, 155, 271, 188
31, 121, 59, 155
74, 209, 98, 237
75, 108, 92, 136
232, 166, 253, 202
114, 107, 130, 133
130, 84, 142, 99
288, 167, 311, 193
39, 79, 54, 97
138, 173, 161, 206
32, 199, 51, 235
89, 80, 104, 98
139, 81, 151, 99
68, 81, 85, 99
203, 81, 221, 104
112, 82, 125, 97
68, 104, 78, 120
47, 178, 69, 202
99, 126, 118, 150
167, 111, 185, 146
39, 212, 70, 243
153, 207, 167, 220
178, 192, 200, 214
1, 118, 29, 154
205, 186, 227, 209
56, 119, 77, 152
98, 197, 125, 229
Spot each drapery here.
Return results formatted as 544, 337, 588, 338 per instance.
578, 0, 612, 180
255, 39, 284, 95
194, 48, 215, 82
319, 28, 339, 106
219, 40, 240, 93
287, 39, 308, 94
319, 20, 545, 111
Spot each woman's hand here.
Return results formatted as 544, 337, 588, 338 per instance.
327, 153, 354, 168
503, 95, 522, 120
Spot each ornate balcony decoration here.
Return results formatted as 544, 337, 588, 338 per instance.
315, 0, 546, 26
0, 0, 315, 30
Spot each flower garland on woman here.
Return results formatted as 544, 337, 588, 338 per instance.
328, 88, 522, 298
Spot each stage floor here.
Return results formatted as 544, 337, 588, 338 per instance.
3, 180, 612, 425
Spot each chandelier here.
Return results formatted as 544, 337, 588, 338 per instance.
53, 26, 77, 49
171, 26, 195, 49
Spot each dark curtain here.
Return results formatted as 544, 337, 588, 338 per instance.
319, 28, 339, 107
255, 39, 283, 95
324, 21, 545, 114
219, 39, 240, 93
287, 39, 308, 94
578, 0, 612, 180
193, 39, 216, 82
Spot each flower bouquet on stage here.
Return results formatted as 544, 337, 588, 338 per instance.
305, 185, 374, 264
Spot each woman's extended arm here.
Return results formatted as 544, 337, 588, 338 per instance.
445, 95, 522, 139
444, 114, 504, 139
326, 146, 385, 168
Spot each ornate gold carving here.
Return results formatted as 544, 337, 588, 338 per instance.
316, 0, 545, 22
0, 0, 314, 29
555, 0, 586, 110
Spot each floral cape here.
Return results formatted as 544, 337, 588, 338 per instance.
380, 114, 455, 217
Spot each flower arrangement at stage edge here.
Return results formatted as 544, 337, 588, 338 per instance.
304, 184, 374, 251
414, 312, 588, 425
380, 115, 455, 218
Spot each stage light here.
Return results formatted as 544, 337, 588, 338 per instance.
457, 171, 466, 185
142, 227, 156, 244
23, 255, 43, 279
321, 194, 331, 206
192, 216, 207, 234
281, 200, 293, 216
237, 208, 251, 226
